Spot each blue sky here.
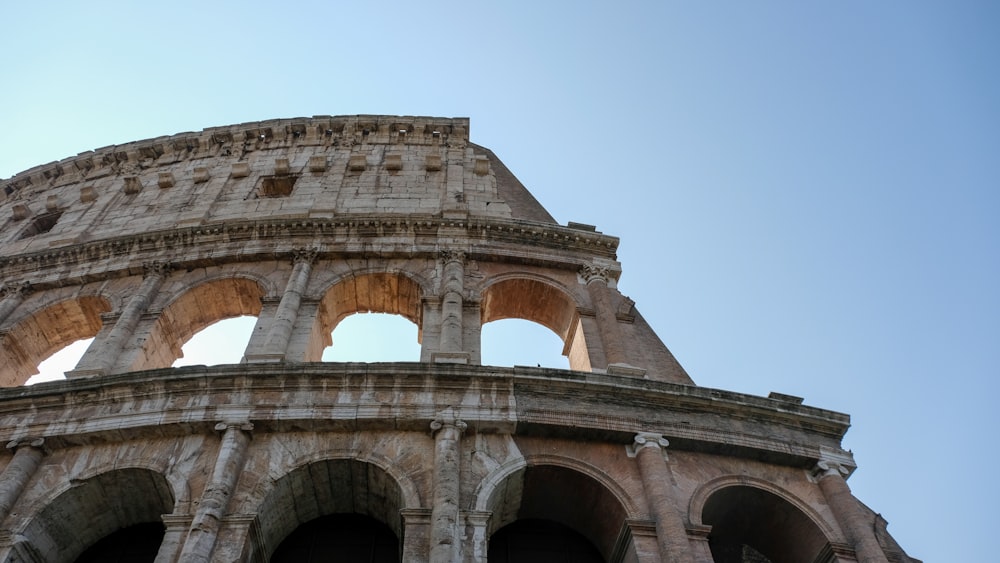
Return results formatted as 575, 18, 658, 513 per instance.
3, 2, 998, 561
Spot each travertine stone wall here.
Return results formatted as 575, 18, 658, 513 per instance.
0, 116, 916, 563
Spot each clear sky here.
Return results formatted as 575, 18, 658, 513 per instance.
3, 2, 998, 561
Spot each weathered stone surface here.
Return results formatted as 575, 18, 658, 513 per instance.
0, 115, 917, 563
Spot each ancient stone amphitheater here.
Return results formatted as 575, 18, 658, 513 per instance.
0, 116, 916, 562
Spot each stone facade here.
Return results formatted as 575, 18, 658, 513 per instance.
0, 116, 917, 562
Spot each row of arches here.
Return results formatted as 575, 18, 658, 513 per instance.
1, 268, 594, 386
9, 456, 837, 563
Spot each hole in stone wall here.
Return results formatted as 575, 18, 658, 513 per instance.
18, 210, 63, 239
322, 313, 420, 362
172, 316, 256, 367
482, 319, 568, 369
26, 337, 93, 385
259, 175, 299, 198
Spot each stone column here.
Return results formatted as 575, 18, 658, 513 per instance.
628, 433, 695, 563
0, 438, 45, 523
74, 262, 170, 375
179, 422, 253, 563
429, 413, 467, 563
439, 251, 465, 354
580, 264, 626, 367
247, 248, 317, 363
814, 461, 889, 563
0, 282, 31, 326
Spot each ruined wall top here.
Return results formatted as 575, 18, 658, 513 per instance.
0, 115, 559, 257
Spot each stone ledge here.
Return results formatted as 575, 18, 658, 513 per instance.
0, 362, 851, 466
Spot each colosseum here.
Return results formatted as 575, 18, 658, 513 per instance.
0, 115, 916, 562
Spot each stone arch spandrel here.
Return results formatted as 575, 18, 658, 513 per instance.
14, 467, 175, 563
128, 274, 268, 371
690, 475, 843, 562
0, 294, 111, 386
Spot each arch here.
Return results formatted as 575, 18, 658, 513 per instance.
475, 454, 638, 562
72, 457, 193, 516
249, 457, 412, 563
312, 271, 427, 361
0, 295, 111, 386
690, 476, 837, 563
16, 467, 175, 563
480, 275, 590, 371
130, 276, 266, 371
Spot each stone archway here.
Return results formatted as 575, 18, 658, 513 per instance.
15, 468, 175, 563
312, 272, 425, 361
130, 276, 265, 371
0, 295, 110, 386
482, 462, 631, 563
250, 459, 408, 563
481, 276, 590, 371
700, 485, 833, 563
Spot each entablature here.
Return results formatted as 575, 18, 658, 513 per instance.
0, 363, 849, 469
0, 215, 620, 289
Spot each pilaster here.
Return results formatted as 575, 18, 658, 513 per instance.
813, 452, 889, 563
179, 421, 253, 563
429, 412, 467, 563
627, 432, 695, 563
0, 438, 46, 524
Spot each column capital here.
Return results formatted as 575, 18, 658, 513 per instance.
813, 446, 857, 479
291, 247, 319, 265
812, 460, 852, 480
439, 249, 466, 264
214, 421, 254, 433
5, 438, 45, 453
626, 432, 669, 459
142, 261, 173, 278
0, 281, 32, 299
430, 417, 467, 436
579, 263, 612, 285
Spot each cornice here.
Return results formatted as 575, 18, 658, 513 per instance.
0, 363, 849, 466
0, 215, 619, 286
1, 115, 470, 199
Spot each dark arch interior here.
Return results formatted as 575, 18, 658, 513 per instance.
256, 459, 404, 562
271, 513, 399, 563
702, 486, 830, 563
74, 522, 164, 563
21, 468, 174, 563
487, 465, 626, 561
488, 518, 604, 563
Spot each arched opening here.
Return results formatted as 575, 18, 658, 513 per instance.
481, 278, 589, 371
312, 273, 423, 362
133, 277, 264, 371
254, 459, 404, 563
486, 465, 627, 562
19, 468, 174, 563
73, 522, 164, 563
271, 513, 398, 563
0, 296, 109, 386
481, 319, 568, 369
702, 485, 831, 563
321, 313, 421, 362
488, 518, 603, 563
173, 316, 257, 367
26, 337, 94, 384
